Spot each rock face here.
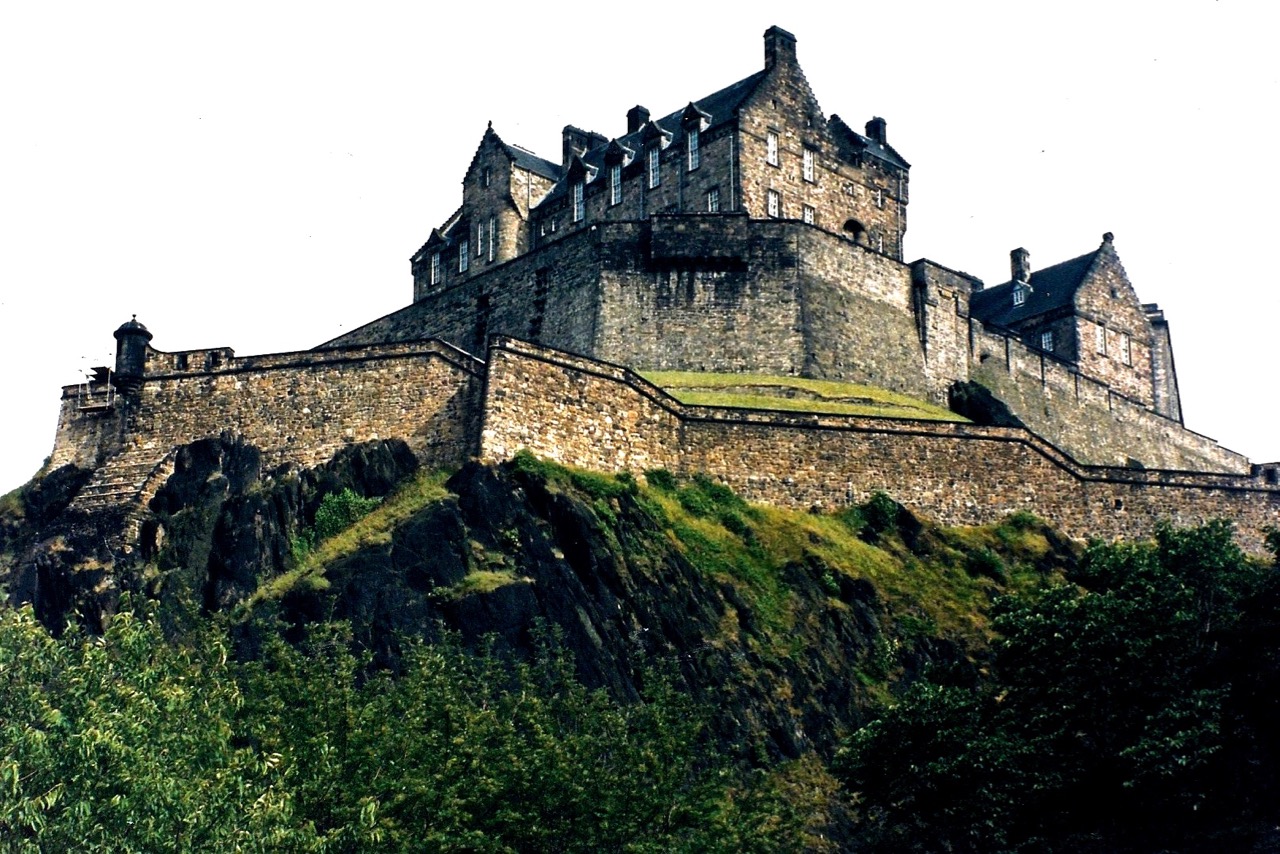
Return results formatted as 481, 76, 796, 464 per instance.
1, 438, 990, 759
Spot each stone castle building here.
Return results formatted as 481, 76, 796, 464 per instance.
45, 27, 1280, 554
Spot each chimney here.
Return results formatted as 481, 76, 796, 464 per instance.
865, 117, 887, 144
561, 126, 607, 168
626, 106, 650, 134
1010, 248, 1031, 284
763, 25, 797, 69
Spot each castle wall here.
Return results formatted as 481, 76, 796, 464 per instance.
967, 321, 1247, 473
480, 338, 1280, 554
52, 341, 485, 513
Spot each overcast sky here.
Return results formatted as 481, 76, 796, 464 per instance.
2, 1, 1276, 493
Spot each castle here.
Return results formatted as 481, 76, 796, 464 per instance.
47, 27, 1280, 553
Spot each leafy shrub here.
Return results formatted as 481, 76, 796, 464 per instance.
644, 468, 677, 492
859, 491, 900, 542
314, 488, 380, 541
965, 546, 1005, 582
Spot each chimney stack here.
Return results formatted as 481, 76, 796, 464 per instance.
865, 117, 887, 144
1011, 248, 1031, 284
763, 25, 797, 69
626, 106, 650, 134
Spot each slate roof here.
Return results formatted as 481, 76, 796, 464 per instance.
828, 115, 911, 171
505, 143, 562, 182
970, 249, 1100, 328
535, 70, 769, 206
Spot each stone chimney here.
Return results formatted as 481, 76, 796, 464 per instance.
562, 126, 607, 168
764, 25, 797, 69
626, 106, 650, 134
1010, 248, 1031, 284
865, 117, 887, 144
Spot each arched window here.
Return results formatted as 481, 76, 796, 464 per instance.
843, 219, 866, 243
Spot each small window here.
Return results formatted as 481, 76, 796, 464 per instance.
648, 147, 660, 188
487, 216, 495, 262
875, 188, 884, 209
803, 148, 815, 182
687, 127, 699, 171
482, 167, 491, 188
876, 233, 884, 253
767, 189, 780, 218
766, 131, 779, 166
707, 188, 720, 213
1121, 333, 1132, 365
459, 240, 470, 272
1041, 331, 1055, 352
175, 353, 188, 370
430, 252, 441, 285
802, 204, 815, 224
476, 223, 484, 257
572, 181, 584, 223
610, 164, 622, 206
1096, 325, 1107, 355
1013, 287, 1026, 307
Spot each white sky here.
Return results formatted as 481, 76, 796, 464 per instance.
2, 1, 1277, 493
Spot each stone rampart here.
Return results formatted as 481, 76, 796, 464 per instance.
55, 339, 484, 512
968, 321, 1248, 473
480, 338, 1280, 554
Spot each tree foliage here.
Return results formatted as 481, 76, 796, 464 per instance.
0, 604, 811, 851
838, 521, 1280, 852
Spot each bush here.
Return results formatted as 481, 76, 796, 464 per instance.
314, 488, 380, 541
859, 491, 900, 542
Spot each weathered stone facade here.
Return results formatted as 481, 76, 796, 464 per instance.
41, 25, 1279, 565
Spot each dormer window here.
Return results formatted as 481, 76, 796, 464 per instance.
1013, 287, 1027, 307
767, 131, 779, 166
610, 164, 621, 205
459, 240, 470, 272
687, 127, 699, 171
1041, 331, 1055, 352
572, 181, 585, 222
430, 252, 441, 285
648, 147, 660, 188
803, 147, 815, 182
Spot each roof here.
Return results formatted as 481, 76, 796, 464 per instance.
535, 70, 769, 206
504, 143, 562, 181
828, 114, 910, 171
970, 249, 1100, 328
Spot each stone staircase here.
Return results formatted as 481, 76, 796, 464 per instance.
70, 446, 175, 515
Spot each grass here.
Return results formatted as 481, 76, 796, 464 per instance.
431, 569, 531, 602
241, 468, 455, 611
639, 370, 966, 422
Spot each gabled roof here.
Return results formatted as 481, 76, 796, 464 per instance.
970, 249, 1100, 328
828, 114, 910, 171
535, 69, 769, 207
505, 143, 562, 181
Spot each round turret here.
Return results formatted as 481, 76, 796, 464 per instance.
112, 315, 153, 393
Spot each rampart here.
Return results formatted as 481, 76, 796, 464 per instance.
480, 338, 1280, 554
53, 340, 484, 512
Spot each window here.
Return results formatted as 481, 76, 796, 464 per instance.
803, 148, 815, 182
1041, 331, 1055, 352
767, 189, 780, 217
875, 188, 884, 209
572, 181, 584, 222
1121, 333, 1132, 365
876, 233, 884, 253
687, 127, 699, 171
482, 167, 491, 188
610, 163, 621, 206
430, 252, 441, 285
1096, 325, 1107, 355
487, 216, 495, 262
648, 147, 660, 188
802, 204, 815, 224
1013, 287, 1026, 307
458, 240, 469, 272
766, 131, 779, 166
476, 223, 484, 257
707, 188, 720, 213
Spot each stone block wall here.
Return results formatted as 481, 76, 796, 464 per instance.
480, 338, 1279, 554
52, 340, 485, 509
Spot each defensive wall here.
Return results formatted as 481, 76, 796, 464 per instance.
52, 340, 484, 513
480, 338, 1280, 554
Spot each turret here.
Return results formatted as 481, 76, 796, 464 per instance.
112, 315, 152, 394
